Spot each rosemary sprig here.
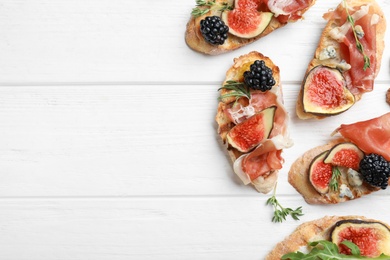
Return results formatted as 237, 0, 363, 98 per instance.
329, 166, 342, 192
191, 0, 233, 17
218, 80, 251, 102
266, 184, 304, 223
343, 0, 370, 70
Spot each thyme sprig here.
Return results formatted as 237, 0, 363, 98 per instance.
191, 0, 233, 17
266, 183, 304, 223
218, 80, 251, 102
329, 166, 342, 192
343, 0, 370, 70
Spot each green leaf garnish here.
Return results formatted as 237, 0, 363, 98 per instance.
329, 166, 342, 192
191, 0, 232, 17
281, 240, 390, 259
218, 80, 251, 102
266, 183, 304, 223
343, 0, 370, 70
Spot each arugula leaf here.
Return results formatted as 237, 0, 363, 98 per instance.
281, 240, 390, 259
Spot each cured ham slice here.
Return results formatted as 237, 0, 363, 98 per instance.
335, 113, 390, 161
267, 0, 313, 23
326, 3, 378, 95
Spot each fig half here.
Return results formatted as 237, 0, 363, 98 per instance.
309, 150, 332, 194
331, 219, 390, 257
221, 0, 273, 39
302, 66, 355, 116
227, 106, 275, 153
324, 142, 364, 170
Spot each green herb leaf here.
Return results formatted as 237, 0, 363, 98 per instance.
218, 80, 251, 102
282, 240, 390, 259
191, 0, 232, 17
329, 166, 342, 192
343, 0, 370, 70
266, 184, 304, 223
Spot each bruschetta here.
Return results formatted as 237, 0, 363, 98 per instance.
216, 51, 292, 193
185, 0, 316, 55
266, 215, 390, 259
296, 0, 386, 119
289, 112, 390, 204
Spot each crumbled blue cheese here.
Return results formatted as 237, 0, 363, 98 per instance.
347, 169, 363, 187
319, 46, 337, 60
355, 25, 364, 39
336, 60, 352, 71
339, 184, 354, 199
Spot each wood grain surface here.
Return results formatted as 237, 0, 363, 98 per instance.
0, 0, 389, 259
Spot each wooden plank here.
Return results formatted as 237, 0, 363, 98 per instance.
0, 0, 388, 83
0, 84, 389, 197
0, 197, 389, 260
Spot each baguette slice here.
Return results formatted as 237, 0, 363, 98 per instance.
289, 112, 390, 204
216, 51, 292, 193
266, 215, 390, 259
185, 0, 316, 55
296, 0, 386, 119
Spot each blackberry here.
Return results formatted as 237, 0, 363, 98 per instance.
244, 60, 276, 92
359, 153, 390, 189
200, 16, 229, 45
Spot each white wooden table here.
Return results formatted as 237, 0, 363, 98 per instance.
0, 0, 389, 259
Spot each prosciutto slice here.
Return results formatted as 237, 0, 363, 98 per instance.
326, 4, 379, 95
267, 0, 313, 23
335, 113, 390, 161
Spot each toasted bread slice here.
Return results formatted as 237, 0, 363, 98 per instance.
216, 51, 292, 193
185, 0, 316, 55
288, 138, 378, 204
266, 215, 390, 259
289, 113, 390, 204
296, 0, 386, 119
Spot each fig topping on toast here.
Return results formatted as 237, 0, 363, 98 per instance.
226, 106, 275, 152
302, 66, 355, 116
331, 219, 390, 257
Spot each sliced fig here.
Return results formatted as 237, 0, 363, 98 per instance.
222, 0, 273, 39
308, 150, 333, 194
302, 66, 355, 115
324, 142, 364, 170
227, 106, 275, 153
331, 219, 390, 257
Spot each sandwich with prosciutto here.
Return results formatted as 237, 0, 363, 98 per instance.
266, 215, 390, 259
185, 0, 316, 55
289, 112, 390, 204
216, 51, 292, 193
296, 0, 386, 119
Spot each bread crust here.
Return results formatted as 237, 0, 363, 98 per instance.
185, 0, 315, 55
296, 0, 386, 119
266, 215, 390, 260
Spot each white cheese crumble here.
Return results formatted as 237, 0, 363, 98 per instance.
319, 46, 337, 60
339, 184, 354, 199
347, 168, 363, 187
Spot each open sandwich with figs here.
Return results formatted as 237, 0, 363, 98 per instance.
185, 0, 316, 55
267, 215, 390, 259
289, 112, 390, 204
296, 0, 386, 119
216, 51, 292, 194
